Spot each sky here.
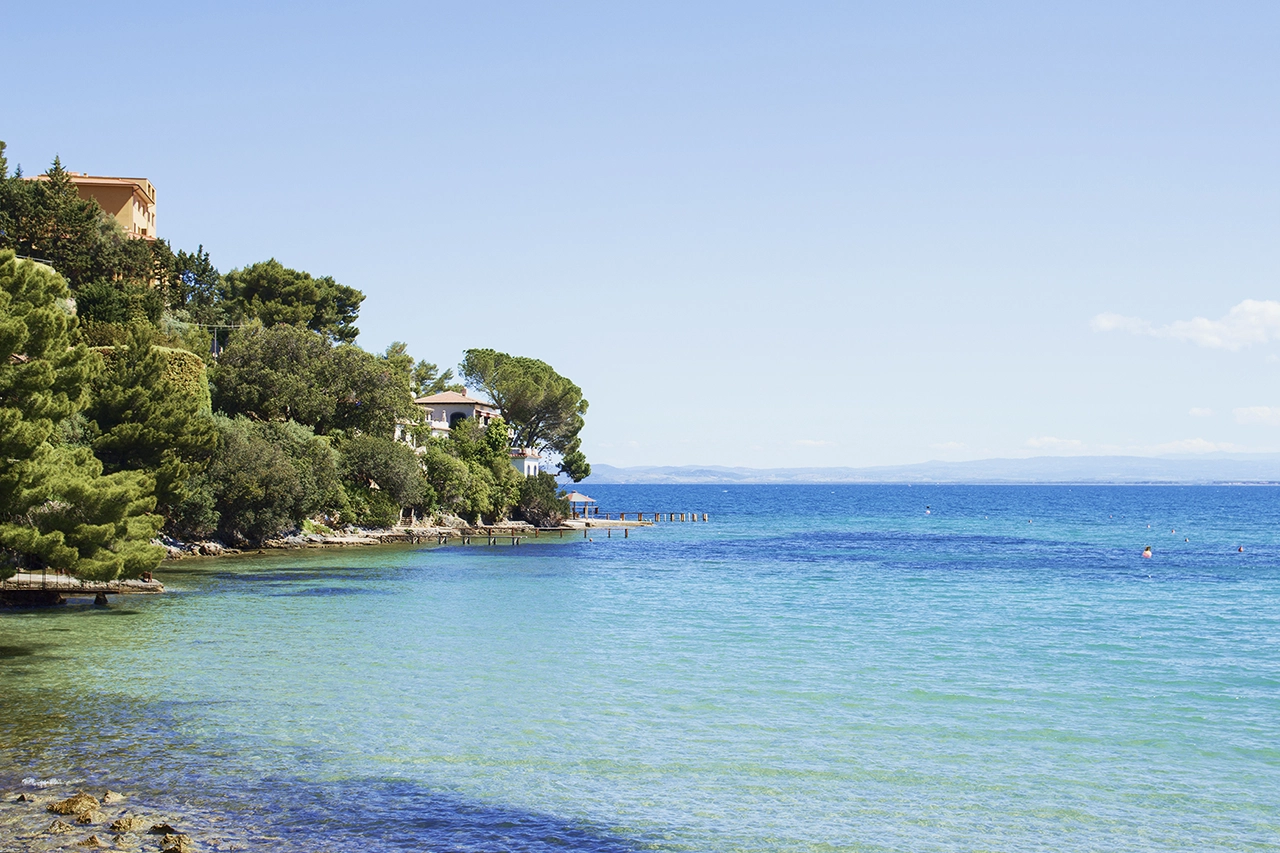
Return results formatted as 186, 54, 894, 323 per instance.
4, 2, 1278, 468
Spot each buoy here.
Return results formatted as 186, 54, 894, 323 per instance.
1239, 546, 1244, 552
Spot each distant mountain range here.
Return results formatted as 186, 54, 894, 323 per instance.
580, 456, 1280, 485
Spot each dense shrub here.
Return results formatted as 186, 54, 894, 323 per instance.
515, 472, 570, 527
203, 415, 345, 545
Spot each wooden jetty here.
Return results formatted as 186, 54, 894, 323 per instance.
0, 572, 164, 606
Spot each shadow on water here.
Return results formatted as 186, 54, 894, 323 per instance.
268, 586, 395, 598
0, 645, 38, 659
242, 777, 656, 853
0, 691, 663, 853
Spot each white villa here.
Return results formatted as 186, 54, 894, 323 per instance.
393, 390, 543, 477
415, 390, 500, 438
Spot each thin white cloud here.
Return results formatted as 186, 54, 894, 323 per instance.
1147, 438, 1244, 454
1015, 435, 1268, 456
1091, 299, 1280, 351
794, 439, 836, 447
1234, 406, 1280, 426
1188, 407, 1213, 417
1025, 436, 1084, 451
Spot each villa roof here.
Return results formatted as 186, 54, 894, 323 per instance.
413, 390, 498, 408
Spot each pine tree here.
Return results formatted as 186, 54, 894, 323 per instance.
0, 251, 164, 579
84, 324, 217, 520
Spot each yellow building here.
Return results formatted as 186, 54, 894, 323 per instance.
66, 173, 157, 239
26, 172, 158, 239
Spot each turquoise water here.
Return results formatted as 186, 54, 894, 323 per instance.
2, 485, 1279, 851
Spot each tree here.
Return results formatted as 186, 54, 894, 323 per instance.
411, 360, 463, 397
338, 433, 431, 526
171, 244, 227, 326
212, 325, 419, 437
515, 472, 570, 527
203, 415, 344, 544
83, 324, 217, 521
210, 323, 336, 428
382, 342, 463, 398
459, 348, 591, 481
223, 259, 363, 343
422, 416, 522, 523
328, 344, 419, 436
0, 251, 163, 579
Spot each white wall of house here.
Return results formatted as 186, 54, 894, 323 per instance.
511, 451, 541, 477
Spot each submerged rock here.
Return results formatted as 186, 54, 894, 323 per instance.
16, 792, 36, 802
162, 832, 195, 853
149, 822, 179, 834
76, 835, 109, 848
48, 819, 75, 834
48, 792, 100, 815
76, 809, 106, 824
101, 790, 126, 805
110, 814, 149, 833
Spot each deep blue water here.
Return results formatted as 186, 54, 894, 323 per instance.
2, 485, 1278, 851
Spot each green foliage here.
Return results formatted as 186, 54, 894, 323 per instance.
156, 346, 213, 413
338, 433, 430, 510
0, 252, 163, 579
421, 417, 522, 523
210, 323, 336, 427
423, 443, 489, 523
203, 415, 345, 544
329, 343, 419, 435
223, 259, 363, 343
170, 245, 227, 326
84, 326, 217, 523
411, 360, 462, 397
212, 324, 417, 435
459, 348, 590, 481
342, 486, 403, 529
515, 472, 570, 527
17, 447, 165, 581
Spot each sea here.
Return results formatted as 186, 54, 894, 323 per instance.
1, 484, 1278, 852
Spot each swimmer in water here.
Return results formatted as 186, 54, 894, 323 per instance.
1142, 546, 1153, 559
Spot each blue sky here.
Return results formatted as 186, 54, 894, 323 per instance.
5, 2, 1278, 467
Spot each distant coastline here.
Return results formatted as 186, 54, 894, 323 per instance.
580, 455, 1280, 485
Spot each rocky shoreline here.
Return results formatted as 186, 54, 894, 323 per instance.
152, 515, 642, 561
1, 785, 246, 853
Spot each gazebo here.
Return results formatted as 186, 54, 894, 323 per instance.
563, 491, 597, 518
